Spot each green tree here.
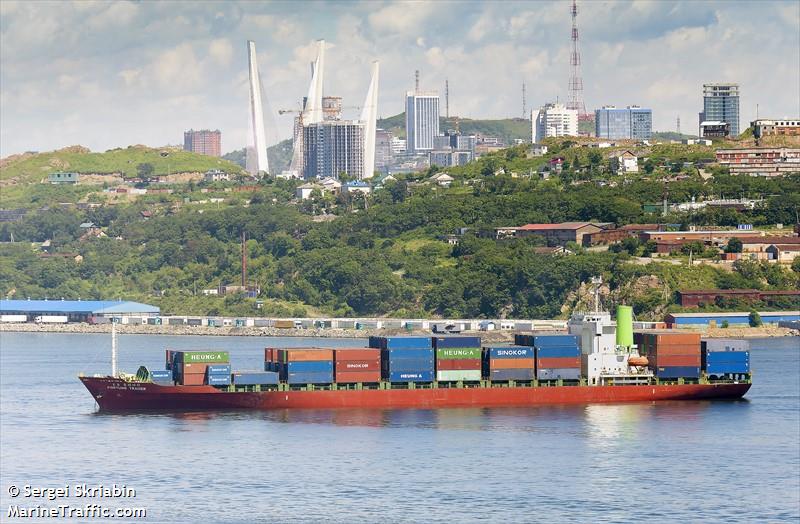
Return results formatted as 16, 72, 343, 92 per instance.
137, 163, 155, 177
725, 237, 743, 253
748, 310, 762, 327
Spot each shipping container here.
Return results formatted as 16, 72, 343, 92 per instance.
152, 377, 174, 386
175, 351, 230, 364
649, 355, 701, 368
335, 371, 382, 383
435, 347, 482, 360
387, 371, 434, 382
436, 370, 482, 382
0, 314, 27, 323
334, 348, 381, 361
643, 344, 700, 356
654, 366, 700, 378
274, 319, 295, 329
176, 362, 209, 375
383, 359, 435, 372
165, 350, 174, 369
640, 331, 701, 346
34, 315, 69, 324
286, 371, 334, 384
187, 318, 202, 327
535, 346, 581, 358
167, 318, 185, 326
335, 360, 381, 372
489, 368, 535, 381
206, 364, 232, 375
127, 317, 143, 325
536, 357, 581, 369
533, 334, 580, 347
281, 361, 334, 374
231, 371, 279, 385
381, 348, 435, 360
488, 358, 535, 369
253, 319, 270, 327
277, 349, 334, 362
484, 346, 535, 359
370, 336, 433, 350
150, 370, 172, 380
146, 317, 162, 325
435, 359, 482, 370
207, 374, 231, 386
706, 362, 750, 375
179, 374, 206, 386
703, 350, 750, 366
432, 336, 482, 349
537, 368, 581, 380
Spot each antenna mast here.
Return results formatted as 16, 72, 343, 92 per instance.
241, 231, 247, 287
567, 0, 587, 117
522, 82, 527, 118
111, 320, 118, 377
415, 70, 419, 93
677, 115, 681, 135
445, 79, 450, 118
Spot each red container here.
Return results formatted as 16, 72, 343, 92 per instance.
166, 350, 174, 367
436, 359, 482, 370
180, 373, 206, 386
335, 371, 382, 383
181, 362, 209, 374
490, 358, 535, 370
651, 354, 701, 367
335, 348, 381, 361
537, 357, 580, 369
264, 348, 275, 362
336, 360, 381, 372
278, 349, 334, 362
650, 345, 700, 356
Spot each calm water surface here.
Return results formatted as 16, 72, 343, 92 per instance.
1, 333, 798, 523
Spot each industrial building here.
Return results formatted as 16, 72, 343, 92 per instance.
677, 290, 800, 308
0, 300, 160, 322
183, 129, 221, 157
666, 311, 800, 327
496, 222, 604, 245
594, 106, 652, 140
532, 103, 578, 143
750, 119, 800, 138
698, 83, 740, 136
715, 148, 800, 176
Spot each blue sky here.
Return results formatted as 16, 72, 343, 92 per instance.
1, 0, 798, 156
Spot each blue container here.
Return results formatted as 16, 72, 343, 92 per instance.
370, 337, 433, 350
489, 368, 535, 381
533, 334, 580, 347
150, 370, 172, 380
381, 348, 435, 360
284, 361, 334, 374
514, 334, 534, 346
207, 374, 231, 386
485, 346, 535, 359
286, 371, 334, 384
232, 371, 279, 385
706, 351, 750, 363
537, 368, 581, 380
706, 362, 750, 375
655, 366, 700, 378
206, 364, 232, 375
387, 371, 434, 382
535, 345, 581, 358
433, 336, 482, 349
385, 358, 434, 370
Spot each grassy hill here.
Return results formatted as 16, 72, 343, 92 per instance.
222, 139, 294, 174
378, 113, 532, 145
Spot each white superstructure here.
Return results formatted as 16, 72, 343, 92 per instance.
246, 40, 269, 176
360, 61, 380, 179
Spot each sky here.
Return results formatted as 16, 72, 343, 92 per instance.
1, 0, 798, 157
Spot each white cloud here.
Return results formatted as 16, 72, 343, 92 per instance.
209, 38, 234, 65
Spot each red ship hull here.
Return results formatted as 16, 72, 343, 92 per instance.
79, 376, 751, 412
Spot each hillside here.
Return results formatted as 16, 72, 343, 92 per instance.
378, 113, 532, 144
222, 139, 294, 174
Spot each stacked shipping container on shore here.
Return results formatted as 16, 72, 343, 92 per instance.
635, 331, 701, 378
370, 336, 435, 382
433, 336, 482, 382
334, 348, 381, 383
483, 346, 536, 381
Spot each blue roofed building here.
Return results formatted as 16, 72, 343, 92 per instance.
0, 300, 160, 322
666, 311, 800, 327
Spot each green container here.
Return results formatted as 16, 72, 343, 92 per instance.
436, 347, 482, 360
181, 351, 230, 363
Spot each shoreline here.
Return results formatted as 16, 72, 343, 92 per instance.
0, 322, 796, 341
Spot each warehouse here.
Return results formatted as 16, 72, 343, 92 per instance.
0, 300, 160, 323
666, 311, 800, 327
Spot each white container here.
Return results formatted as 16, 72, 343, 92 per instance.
0, 314, 27, 323
436, 370, 482, 382
35, 315, 68, 324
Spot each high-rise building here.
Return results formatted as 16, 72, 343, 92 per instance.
532, 103, 578, 143
322, 96, 342, 121
405, 91, 440, 153
183, 129, 221, 157
303, 120, 364, 180
375, 129, 393, 171
700, 83, 740, 136
594, 106, 652, 140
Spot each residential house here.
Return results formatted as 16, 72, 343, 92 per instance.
430, 173, 454, 187
766, 243, 800, 264
498, 222, 604, 246
48, 172, 79, 184
296, 183, 319, 200
204, 169, 230, 182
319, 177, 342, 194
612, 151, 639, 174
342, 181, 372, 195
529, 144, 548, 157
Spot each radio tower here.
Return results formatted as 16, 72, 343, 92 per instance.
445, 79, 449, 118
522, 82, 527, 118
567, 0, 587, 119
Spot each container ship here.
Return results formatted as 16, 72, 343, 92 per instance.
79, 303, 752, 412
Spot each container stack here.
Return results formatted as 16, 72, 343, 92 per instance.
172, 351, 230, 386
334, 348, 381, 383
532, 334, 581, 381
701, 341, 750, 377
433, 336, 482, 382
150, 369, 174, 386
264, 348, 278, 372
277, 349, 334, 384
370, 337, 434, 383
206, 363, 232, 386
635, 331, 701, 379
483, 346, 536, 381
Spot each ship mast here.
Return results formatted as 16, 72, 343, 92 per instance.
111, 320, 118, 377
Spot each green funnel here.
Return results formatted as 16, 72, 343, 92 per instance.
616, 305, 634, 349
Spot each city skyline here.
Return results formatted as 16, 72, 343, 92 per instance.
1, 0, 798, 157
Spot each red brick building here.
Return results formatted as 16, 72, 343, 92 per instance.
183, 129, 222, 157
